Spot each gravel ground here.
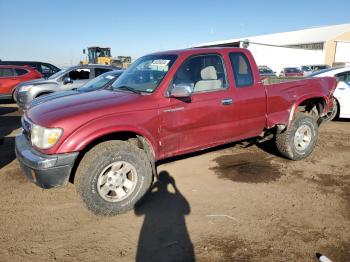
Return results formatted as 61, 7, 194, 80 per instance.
0, 102, 349, 262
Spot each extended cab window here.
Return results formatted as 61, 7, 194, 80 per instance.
173, 54, 227, 93
0, 68, 14, 77
229, 53, 254, 88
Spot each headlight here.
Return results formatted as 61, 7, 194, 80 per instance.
31, 124, 63, 149
19, 85, 34, 92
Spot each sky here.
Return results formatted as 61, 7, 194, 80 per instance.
1, 0, 349, 67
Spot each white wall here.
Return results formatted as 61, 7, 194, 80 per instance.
335, 41, 350, 63
245, 43, 325, 73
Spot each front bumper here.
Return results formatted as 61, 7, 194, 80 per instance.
15, 133, 79, 189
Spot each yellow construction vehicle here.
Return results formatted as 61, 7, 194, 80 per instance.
82, 46, 112, 65
82, 47, 131, 68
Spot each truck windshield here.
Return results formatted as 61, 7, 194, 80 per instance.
112, 54, 177, 93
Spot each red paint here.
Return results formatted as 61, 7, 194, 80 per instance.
0, 65, 42, 97
25, 48, 336, 160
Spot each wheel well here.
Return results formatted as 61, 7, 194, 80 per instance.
69, 132, 155, 183
297, 97, 326, 116
36, 92, 52, 98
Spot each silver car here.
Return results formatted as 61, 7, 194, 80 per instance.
14, 64, 119, 109
28, 70, 124, 109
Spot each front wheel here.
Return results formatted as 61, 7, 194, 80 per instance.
75, 140, 153, 216
275, 114, 318, 160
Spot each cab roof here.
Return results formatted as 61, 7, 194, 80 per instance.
148, 47, 246, 56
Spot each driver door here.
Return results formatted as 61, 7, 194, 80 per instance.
158, 53, 240, 157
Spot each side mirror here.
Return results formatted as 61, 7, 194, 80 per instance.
170, 83, 192, 98
63, 77, 73, 85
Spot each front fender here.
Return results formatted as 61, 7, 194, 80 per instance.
56, 114, 160, 159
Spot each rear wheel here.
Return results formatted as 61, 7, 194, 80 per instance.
75, 140, 153, 216
275, 114, 318, 160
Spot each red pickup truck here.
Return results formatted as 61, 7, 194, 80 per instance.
15, 47, 336, 215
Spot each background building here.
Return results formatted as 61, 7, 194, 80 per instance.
196, 23, 350, 73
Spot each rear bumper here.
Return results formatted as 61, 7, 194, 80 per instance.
15, 133, 79, 189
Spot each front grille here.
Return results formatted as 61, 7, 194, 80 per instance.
21, 115, 32, 141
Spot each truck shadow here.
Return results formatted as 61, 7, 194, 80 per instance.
255, 140, 282, 158
157, 139, 283, 167
0, 105, 22, 169
0, 137, 16, 169
134, 171, 195, 262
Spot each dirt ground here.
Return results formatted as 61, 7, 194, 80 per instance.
0, 102, 349, 262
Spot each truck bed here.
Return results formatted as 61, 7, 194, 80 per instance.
263, 76, 336, 128
262, 76, 306, 85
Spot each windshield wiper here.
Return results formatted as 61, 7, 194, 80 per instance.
114, 86, 142, 95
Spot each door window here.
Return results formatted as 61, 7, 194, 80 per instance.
335, 71, 350, 83
0, 68, 14, 77
229, 53, 254, 88
173, 54, 227, 93
41, 64, 55, 74
67, 69, 91, 80
14, 68, 28, 76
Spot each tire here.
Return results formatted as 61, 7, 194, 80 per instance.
275, 114, 318, 160
322, 99, 339, 122
75, 140, 153, 216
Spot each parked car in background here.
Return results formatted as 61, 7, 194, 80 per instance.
0, 65, 42, 100
29, 70, 124, 109
0, 61, 60, 78
301, 64, 331, 76
279, 67, 304, 77
258, 66, 276, 77
15, 47, 336, 216
14, 64, 120, 109
311, 67, 350, 121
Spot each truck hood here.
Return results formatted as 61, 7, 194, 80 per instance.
28, 90, 79, 109
26, 89, 151, 128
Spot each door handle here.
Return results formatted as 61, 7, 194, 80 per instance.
221, 98, 233, 105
